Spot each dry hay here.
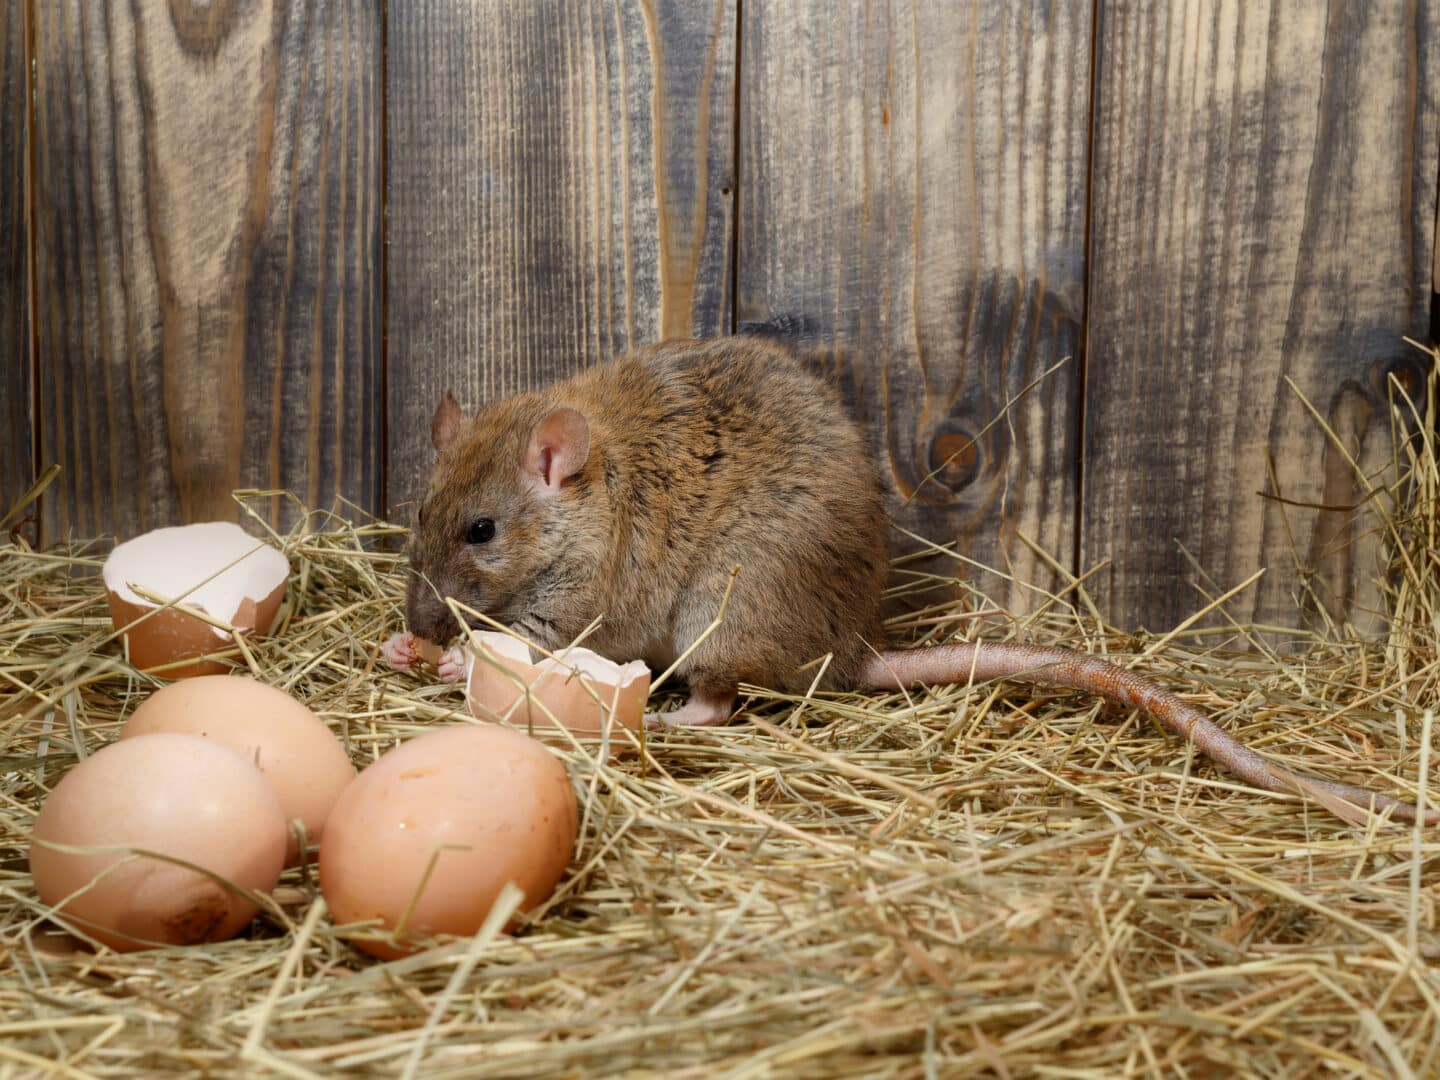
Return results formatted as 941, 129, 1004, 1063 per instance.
4, 358, 1440, 1078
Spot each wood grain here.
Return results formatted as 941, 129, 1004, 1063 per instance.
736, 0, 1090, 614
1085, 1, 1440, 633
385, 0, 737, 521
0, 0, 31, 541
32, 0, 382, 542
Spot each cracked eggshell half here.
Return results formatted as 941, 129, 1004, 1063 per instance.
464, 631, 650, 735
102, 522, 290, 678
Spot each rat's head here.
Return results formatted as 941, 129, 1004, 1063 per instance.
403, 390, 600, 646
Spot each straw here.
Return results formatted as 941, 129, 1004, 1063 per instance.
3, 354, 1440, 1075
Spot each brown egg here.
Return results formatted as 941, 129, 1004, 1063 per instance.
319, 725, 578, 959
102, 522, 290, 678
119, 675, 357, 865
464, 630, 650, 737
28, 733, 287, 952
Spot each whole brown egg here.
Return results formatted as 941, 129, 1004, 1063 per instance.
28, 733, 287, 951
319, 725, 578, 959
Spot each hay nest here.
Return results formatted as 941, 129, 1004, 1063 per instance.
4, 367, 1440, 1077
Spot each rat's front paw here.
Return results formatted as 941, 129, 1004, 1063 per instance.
437, 646, 467, 683
381, 631, 420, 671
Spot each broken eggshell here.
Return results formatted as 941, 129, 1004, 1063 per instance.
464, 631, 650, 737
413, 636, 446, 667
102, 522, 290, 678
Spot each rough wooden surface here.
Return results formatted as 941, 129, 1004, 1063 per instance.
385, 0, 737, 521
736, 0, 1090, 614
0, 0, 30, 541
21, 2, 1440, 634
1085, 1, 1440, 634
32, 0, 382, 542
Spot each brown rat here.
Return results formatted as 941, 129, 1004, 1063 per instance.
384, 336, 1436, 825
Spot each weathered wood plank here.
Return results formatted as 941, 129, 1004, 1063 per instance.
1085, 1, 1440, 633
33, 0, 382, 542
385, 0, 737, 521
0, 0, 31, 541
737, 1, 1090, 614
1433, 158, 1440, 341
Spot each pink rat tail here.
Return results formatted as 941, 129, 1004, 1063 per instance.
859, 642, 1438, 826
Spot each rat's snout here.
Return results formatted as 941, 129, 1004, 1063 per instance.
404, 570, 473, 645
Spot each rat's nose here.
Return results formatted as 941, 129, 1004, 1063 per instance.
404, 574, 466, 644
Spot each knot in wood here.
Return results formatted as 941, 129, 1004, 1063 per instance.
927, 429, 981, 493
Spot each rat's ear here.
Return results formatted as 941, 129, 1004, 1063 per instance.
523, 407, 590, 496
431, 391, 465, 451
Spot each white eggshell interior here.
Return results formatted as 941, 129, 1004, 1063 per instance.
466, 630, 649, 688
101, 522, 290, 639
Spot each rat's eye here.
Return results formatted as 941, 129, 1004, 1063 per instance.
466, 518, 496, 545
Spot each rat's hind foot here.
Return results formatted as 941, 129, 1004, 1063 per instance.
644, 691, 737, 729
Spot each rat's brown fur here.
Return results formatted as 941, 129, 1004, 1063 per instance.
402, 336, 1435, 825
406, 337, 890, 703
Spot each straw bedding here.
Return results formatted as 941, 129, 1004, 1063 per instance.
3, 364, 1440, 1077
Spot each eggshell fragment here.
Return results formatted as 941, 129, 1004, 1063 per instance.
28, 733, 287, 952
464, 631, 650, 736
414, 637, 445, 666
119, 675, 357, 866
102, 522, 290, 678
319, 725, 578, 959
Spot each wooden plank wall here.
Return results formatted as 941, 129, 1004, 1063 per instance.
5, 1, 1440, 636
385, 0, 737, 519
737, 1, 1089, 612
29, 0, 381, 541
1086, 1, 1440, 633
0, 0, 29, 544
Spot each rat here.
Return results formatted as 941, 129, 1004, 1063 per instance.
382, 335, 1436, 826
